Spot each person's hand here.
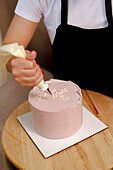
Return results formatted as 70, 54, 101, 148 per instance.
11, 50, 43, 87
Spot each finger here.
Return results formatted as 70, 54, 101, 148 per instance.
19, 75, 43, 87
25, 50, 30, 57
12, 67, 37, 77
21, 67, 39, 77
11, 58, 36, 69
26, 50, 37, 61
15, 68, 43, 84
21, 64, 41, 77
17, 82, 36, 87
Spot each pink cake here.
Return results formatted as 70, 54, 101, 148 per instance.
28, 79, 83, 139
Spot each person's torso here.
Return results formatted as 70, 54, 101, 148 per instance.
52, 0, 113, 97
43, 0, 110, 43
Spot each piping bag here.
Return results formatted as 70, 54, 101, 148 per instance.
0, 43, 52, 94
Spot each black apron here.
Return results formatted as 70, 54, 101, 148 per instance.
53, 0, 113, 97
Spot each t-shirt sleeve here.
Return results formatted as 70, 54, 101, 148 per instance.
15, 0, 43, 23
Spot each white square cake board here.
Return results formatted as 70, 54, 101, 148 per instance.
17, 106, 107, 158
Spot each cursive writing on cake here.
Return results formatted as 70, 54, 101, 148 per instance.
35, 88, 69, 101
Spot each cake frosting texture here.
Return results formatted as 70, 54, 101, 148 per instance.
28, 79, 83, 139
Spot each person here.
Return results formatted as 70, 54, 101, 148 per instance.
2, 0, 113, 97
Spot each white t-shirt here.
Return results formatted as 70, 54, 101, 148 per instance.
15, 0, 113, 44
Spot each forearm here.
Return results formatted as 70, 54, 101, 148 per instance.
2, 14, 38, 72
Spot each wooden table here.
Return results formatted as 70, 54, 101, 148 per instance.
2, 90, 113, 170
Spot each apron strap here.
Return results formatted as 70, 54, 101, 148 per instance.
105, 0, 113, 27
61, 0, 68, 25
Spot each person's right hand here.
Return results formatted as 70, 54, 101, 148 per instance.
11, 50, 43, 87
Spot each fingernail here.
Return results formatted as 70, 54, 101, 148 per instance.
31, 51, 36, 57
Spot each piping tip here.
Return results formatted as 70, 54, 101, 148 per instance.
47, 88, 52, 95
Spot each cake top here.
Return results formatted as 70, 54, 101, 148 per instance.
29, 79, 82, 112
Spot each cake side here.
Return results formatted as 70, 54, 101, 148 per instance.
30, 98, 82, 139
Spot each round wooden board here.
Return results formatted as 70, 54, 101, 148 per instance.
2, 90, 113, 170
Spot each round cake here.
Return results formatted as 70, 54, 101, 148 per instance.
28, 79, 83, 139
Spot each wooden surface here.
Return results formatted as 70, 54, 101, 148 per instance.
2, 90, 113, 170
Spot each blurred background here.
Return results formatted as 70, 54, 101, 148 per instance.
0, 0, 54, 169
